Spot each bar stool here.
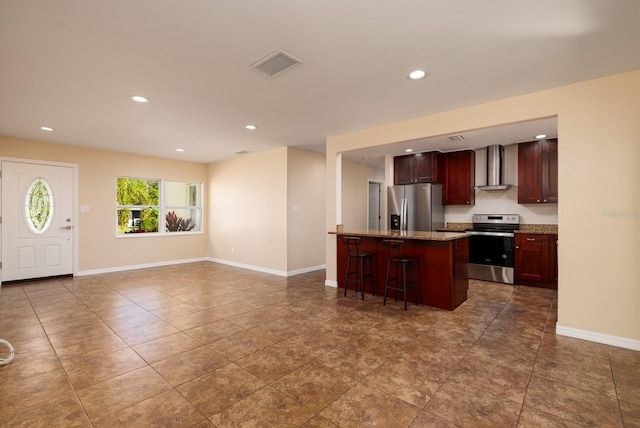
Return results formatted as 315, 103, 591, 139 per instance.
343, 237, 375, 300
382, 239, 418, 311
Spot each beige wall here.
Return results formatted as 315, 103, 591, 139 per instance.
287, 148, 326, 272
326, 70, 640, 345
208, 147, 288, 272
341, 159, 385, 230
1, 139, 326, 278
208, 146, 326, 275
0, 136, 208, 273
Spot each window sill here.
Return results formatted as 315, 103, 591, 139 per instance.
116, 231, 204, 238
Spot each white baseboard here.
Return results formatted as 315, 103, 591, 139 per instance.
77, 257, 325, 280
207, 258, 325, 278
287, 265, 326, 276
556, 323, 640, 351
325, 280, 338, 288
77, 257, 208, 276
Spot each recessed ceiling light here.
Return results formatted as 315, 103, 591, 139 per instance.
408, 70, 426, 80
535, 134, 547, 139
40, 126, 54, 131
130, 95, 149, 103
245, 125, 257, 130
176, 148, 184, 152
405, 148, 414, 153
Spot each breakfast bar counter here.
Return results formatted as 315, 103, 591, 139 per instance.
330, 229, 470, 310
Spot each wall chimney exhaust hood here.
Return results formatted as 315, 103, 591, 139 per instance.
477, 145, 513, 190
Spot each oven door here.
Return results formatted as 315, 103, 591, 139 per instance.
467, 231, 515, 267
467, 230, 515, 284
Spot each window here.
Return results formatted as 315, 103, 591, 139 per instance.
25, 177, 54, 234
164, 181, 201, 232
116, 177, 202, 235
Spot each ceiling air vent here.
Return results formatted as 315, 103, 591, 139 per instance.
448, 134, 465, 141
235, 150, 251, 155
250, 50, 302, 77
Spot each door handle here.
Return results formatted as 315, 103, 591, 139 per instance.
60, 225, 73, 230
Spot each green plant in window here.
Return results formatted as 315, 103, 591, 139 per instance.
117, 178, 159, 232
166, 211, 195, 232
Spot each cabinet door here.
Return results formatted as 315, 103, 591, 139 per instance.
543, 138, 558, 203
414, 151, 442, 183
394, 154, 415, 184
550, 236, 558, 283
515, 234, 549, 282
518, 139, 558, 204
518, 140, 544, 203
443, 150, 475, 205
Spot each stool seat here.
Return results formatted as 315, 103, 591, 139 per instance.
382, 239, 418, 311
343, 237, 375, 300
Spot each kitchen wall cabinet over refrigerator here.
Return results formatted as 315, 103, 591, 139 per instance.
443, 150, 475, 205
394, 151, 442, 185
518, 138, 558, 204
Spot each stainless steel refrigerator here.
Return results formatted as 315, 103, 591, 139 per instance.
388, 183, 444, 232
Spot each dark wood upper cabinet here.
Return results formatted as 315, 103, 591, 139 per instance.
393, 154, 415, 184
443, 150, 475, 205
393, 151, 442, 184
414, 151, 442, 183
518, 138, 558, 204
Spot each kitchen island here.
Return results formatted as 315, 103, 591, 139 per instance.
330, 229, 470, 310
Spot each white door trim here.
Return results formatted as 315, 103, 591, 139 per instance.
0, 156, 79, 284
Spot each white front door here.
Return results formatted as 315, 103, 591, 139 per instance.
1, 161, 74, 282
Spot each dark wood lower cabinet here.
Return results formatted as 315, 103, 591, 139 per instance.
336, 236, 469, 310
515, 233, 557, 289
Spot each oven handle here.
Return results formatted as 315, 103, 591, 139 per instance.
466, 230, 515, 238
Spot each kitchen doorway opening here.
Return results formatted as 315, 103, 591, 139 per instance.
367, 180, 382, 231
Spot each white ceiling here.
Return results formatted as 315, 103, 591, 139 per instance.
1, 1, 639, 164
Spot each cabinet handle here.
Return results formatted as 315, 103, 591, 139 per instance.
543, 199, 547, 202
526, 238, 536, 241
536, 199, 541, 202
466, 201, 469, 204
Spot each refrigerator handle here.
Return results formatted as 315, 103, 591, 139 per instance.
402, 197, 408, 231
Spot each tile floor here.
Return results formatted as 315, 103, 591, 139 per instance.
0, 262, 638, 427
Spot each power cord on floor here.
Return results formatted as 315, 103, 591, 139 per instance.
0, 339, 15, 365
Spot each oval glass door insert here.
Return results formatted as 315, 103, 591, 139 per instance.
25, 178, 54, 234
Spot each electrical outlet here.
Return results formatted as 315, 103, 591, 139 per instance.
231, 248, 235, 254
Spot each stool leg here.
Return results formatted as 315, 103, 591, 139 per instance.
356, 257, 364, 300
402, 262, 408, 311
394, 261, 399, 302
413, 262, 418, 306
344, 255, 350, 297
368, 257, 375, 296
383, 260, 390, 306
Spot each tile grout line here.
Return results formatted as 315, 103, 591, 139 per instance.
608, 351, 627, 427
513, 292, 555, 427
26, 278, 96, 427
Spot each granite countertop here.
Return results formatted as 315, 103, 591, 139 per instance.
516, 224, 558, 235
329, 229, 469, 241
437, 222, 558, 235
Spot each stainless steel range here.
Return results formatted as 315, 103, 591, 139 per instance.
466, 214, 520, 284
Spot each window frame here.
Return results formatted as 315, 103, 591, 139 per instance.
116, 176, 203, 238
